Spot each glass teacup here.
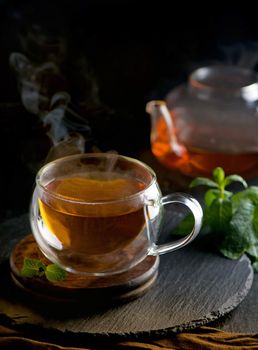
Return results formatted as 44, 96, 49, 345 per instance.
30, 153, 203, 275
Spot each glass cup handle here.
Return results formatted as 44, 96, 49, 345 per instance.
147, 193, 203, 255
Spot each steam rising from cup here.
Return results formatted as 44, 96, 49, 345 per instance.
9, 52, 90, 161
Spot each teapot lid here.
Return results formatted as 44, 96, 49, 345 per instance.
189, 65, 258, 102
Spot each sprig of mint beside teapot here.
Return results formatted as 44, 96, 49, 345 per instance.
174, 167, 258, 271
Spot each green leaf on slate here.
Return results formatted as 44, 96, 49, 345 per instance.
246, 245, 258, 259
172, 167, 258, 271
45, 264, 68, 282
206, 198, 232, 233
21, 258, 46, 278
252, 206, 258, 235
252, 261, 258, 273
232, 187, 258, 208
219, 199, 258, 259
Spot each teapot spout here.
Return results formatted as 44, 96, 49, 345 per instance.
146, 100, 184, 157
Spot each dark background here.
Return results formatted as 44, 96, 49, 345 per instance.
1, 1, 258, 221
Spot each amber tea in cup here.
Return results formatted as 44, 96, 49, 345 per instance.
30, 153, 203, 275
38, 176, 146, 255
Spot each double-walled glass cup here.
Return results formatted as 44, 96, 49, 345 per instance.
30, 153, 203, 276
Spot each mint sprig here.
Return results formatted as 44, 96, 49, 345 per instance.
174, 167, 258, 271
21, 258, 46, 278
21, 257, 67, 281
45, 264, 68, 282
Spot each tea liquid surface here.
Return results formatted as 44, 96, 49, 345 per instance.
39, 176, 146, 254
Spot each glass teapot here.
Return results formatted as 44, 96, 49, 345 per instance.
146, 65, 258, 178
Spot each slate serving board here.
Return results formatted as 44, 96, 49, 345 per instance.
0, 214, 253, 338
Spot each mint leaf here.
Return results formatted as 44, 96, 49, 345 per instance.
173, 167, 258, 272
21, 258, 67, 281
253, 261, 258, 272
190, 178, 218, 189
232, 187, 258, 207
223, 175, 247, 189
204, 189, 219, 207
45, 264, 67, 282
220, 235, 248, 259
219, 199, 257, 259
247, 245, 258, 259
213, 167, 225, 185
253, 206, 258, 234
172, 213, 194, 236
204, 189, 233, 207
206, 198, 232, 233
21, 258, 46, 278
